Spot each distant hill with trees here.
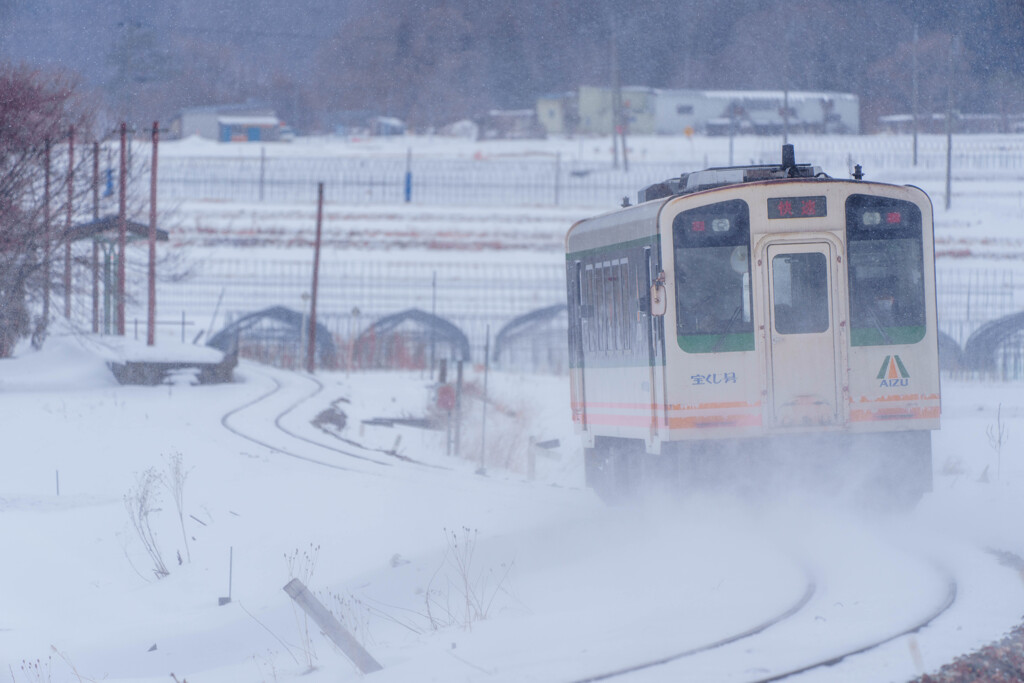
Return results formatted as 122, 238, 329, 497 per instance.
2, 0, 1021, 134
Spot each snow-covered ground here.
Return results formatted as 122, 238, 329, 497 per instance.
2, 329, 1023, 683
3, 133, 1024, 682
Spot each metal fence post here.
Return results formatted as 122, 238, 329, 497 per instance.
554, 152, 561, 206
404, 147, 412, 203
478, 324, 490, 474
455, 360, 463, 456
259, 146, 266, 202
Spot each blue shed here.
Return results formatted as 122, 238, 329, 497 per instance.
217, 114, 281, 142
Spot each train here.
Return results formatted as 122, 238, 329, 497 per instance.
565, 145, 939, 504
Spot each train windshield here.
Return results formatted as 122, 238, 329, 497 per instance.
672, 199, 754, 352
845, 195, 927, 346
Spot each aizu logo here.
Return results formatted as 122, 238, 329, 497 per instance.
877, 355, 909, 388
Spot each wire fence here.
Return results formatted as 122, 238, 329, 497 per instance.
121, 257, 566, 367
93, 136, 1024, 376
153, 139, 1024, 208
107, 256, 1024, 378
935, 268, 1018, 347
156, 156, 689, 207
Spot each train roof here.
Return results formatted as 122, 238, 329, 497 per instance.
636, 144, 827, 205
567, 144, 930, 255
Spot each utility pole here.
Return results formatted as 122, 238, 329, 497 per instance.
42, 139, 51, 329
117, 122, 127, 336
783, 89, 789, 145
64, 126, 74, 319
307, 183, 324, 373
92, 140, 100, 333
912, 24, 919, 166
944, 36, 957, 211
479, 324, 490, 474
147, 121, 158, 346
728, 102, 740, 166
429, 271, 436, 379
610, 30, 621, 170
782, 14, 792, 145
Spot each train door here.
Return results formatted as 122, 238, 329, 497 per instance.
764, 242, 841, 427
645, 246, 665, 447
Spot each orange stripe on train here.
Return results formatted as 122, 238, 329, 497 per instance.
574, 400, 760, 411
853, 393, 940, 403
849, 407, 940, 422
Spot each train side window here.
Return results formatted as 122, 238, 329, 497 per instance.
570, 260, 584, 368
604, 260, 617, 351
845, 195, 926, 346
595, 263, 605, 352
576, 252, 647, 359
583, 264, 596, 352
672, 199, 754, 353
614, 259, 628, 352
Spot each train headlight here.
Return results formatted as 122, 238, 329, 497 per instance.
712, 218, 731, 232
862, 211, 882, 226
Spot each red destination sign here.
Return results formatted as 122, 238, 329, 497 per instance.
767, 196, 827, 219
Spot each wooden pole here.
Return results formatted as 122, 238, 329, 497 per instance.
307, 182, 323, 373
944, 37, 956, 211
64, 126, 74, 319
912, 24, 919, 166
147, 121, 158, 346
479, 324, 490, 473
610, 31, 620, 170
42, 139, 51, 326
117, 122, 127, 336
91, 140, 100, 333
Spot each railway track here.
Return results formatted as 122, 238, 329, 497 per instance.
572, 577, 818, 683
214, 362, 1012, 683
749, 569, 957, 683
569, 544, 958, 683
219, 363, 443, 473
219, 367, 360, 472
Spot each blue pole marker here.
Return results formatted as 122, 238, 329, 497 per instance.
404, 148, 412, 202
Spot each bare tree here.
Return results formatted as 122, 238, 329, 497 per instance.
0, 63, 94, 356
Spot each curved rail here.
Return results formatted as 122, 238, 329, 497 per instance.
270, 372, 394, 467
750, 570, 958, 683
220, 373, 357, 472
569, 557, 959, 683
273, 370, 449, 469
570, 577, 818, 683
220, 364, 446, 472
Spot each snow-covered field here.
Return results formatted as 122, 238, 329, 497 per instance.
141, 133, 1024, 356
3, 133, 1024, 682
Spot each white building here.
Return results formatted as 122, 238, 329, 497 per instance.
658, 89, 859, 136
554, 88, 859, 137
170, 103, 282, 141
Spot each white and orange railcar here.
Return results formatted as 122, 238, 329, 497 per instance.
565, 146, 939, 502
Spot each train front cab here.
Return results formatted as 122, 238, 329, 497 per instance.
580, 180, 940, 505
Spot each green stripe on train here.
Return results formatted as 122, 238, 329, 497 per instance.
565, 235, 661, 261
851, 326, 926, 347
678, 332, 755, 353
